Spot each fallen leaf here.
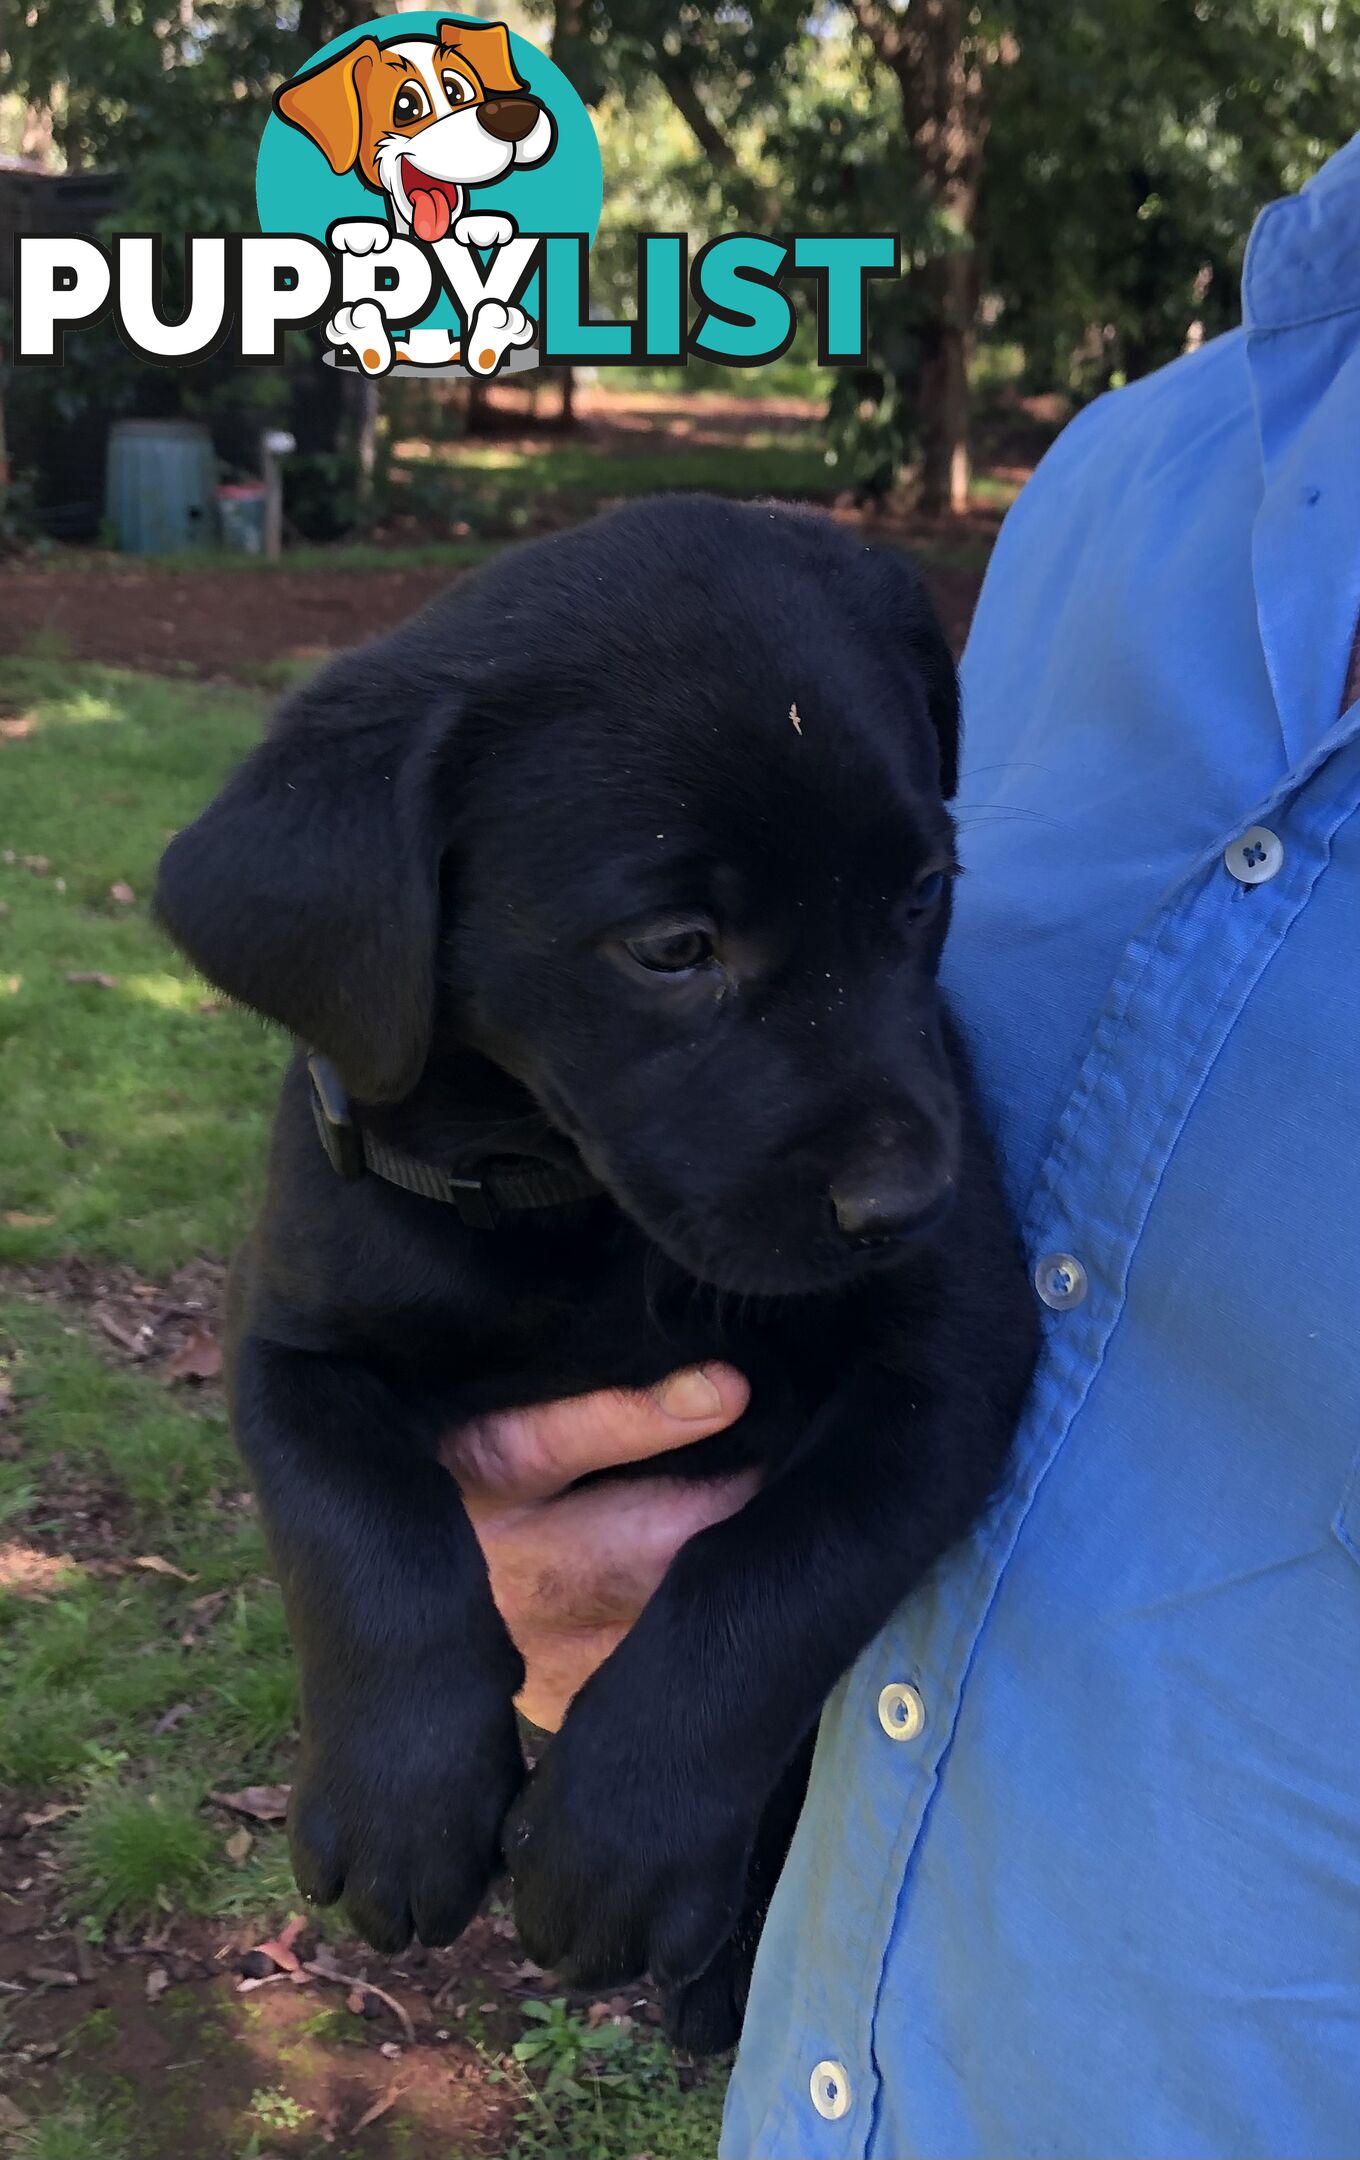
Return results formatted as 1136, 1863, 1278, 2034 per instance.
0, 2096, 32, 2133
180, 1590, 228, 1645
133, 1553, 197, 1582
145, 1966, 170, 2004
26, 1964, 78, 1988
3, 1211, 54, 1228
351, 2085, 404, 2134
22, 855, 49, 874
65, 971, 116, 989
94, 1304, 154, 1356
164, 1324, 222, 1384
210, 1783, 290, 1822
379, 2040, 403, 2060
0, 1379, 11, 1418
109, 880, 135, 905
254, 1914, 307, 1974
346, 1988, 366, 2016
224, 1828, 252, 1865
21, 1802, 78, 1828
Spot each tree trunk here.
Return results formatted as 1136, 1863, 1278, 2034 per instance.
846, 0, 989, 514
917, 249, 973, 514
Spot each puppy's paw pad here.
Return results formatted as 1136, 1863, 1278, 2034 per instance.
453, 212, 516, 251
326, 300, 392, 375
328, 219, 393, 256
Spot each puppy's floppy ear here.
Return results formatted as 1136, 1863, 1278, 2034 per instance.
440, 19, 525, 96
275, 36, 381, 176
154, 647, 440, 1104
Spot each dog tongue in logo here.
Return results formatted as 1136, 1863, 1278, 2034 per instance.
403, 163, 460, 243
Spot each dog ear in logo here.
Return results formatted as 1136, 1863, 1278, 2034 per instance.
275, 36, 383, 176
275, 19, 554, 382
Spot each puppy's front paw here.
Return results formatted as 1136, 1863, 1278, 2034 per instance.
504, 1697, 753, 1990
453, 211, 516, 251
328, 218, 394, 256
290, 1675, 523, 1953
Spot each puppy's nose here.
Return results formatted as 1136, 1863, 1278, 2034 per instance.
478, 96, 542, 142
830, 1164, 953, 1242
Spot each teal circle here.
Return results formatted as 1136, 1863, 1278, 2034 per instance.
256, 13, 602, 332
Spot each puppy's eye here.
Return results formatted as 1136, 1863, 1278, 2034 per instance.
906, 867, 954, 916
393, 81, 430, 124
623, 926, 715, 974
441, 71, 477, 105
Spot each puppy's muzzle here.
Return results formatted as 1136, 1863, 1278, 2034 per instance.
829, 1161, 955, 1246
479, 96, 543, 143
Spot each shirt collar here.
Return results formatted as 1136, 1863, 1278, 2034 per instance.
1243, 130, 1360, 332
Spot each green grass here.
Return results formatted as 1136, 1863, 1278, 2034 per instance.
11, 2088, 135, 2160
0, 661, 286, 1272
67, 1776, 220, 1931
389, 428, 831, 532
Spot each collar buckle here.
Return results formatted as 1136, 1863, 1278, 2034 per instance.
446, 1176, 500, 1230
307, 1053, 364, 1180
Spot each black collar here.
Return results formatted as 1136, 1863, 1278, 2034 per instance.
308, 1054, 602, 1230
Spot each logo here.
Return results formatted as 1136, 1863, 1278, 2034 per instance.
258, 14, 601, 379
13, 13, 898, 374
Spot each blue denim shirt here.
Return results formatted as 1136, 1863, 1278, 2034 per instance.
721, 135, 1360, 2160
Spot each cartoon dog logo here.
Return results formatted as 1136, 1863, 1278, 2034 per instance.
275, 19, 555, 377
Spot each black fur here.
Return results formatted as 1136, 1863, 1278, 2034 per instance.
155, 496, 1037, 2051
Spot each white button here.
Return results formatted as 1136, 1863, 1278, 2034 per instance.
1224, 826, 1284, 884
1035, 1251, 1088, 1310
878, 1681, 926, 1741
810, 2059, 852, 2121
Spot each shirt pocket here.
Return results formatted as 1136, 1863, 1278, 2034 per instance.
1334, 1444, 1360, 1569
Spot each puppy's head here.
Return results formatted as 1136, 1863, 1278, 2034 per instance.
156, 498, 963, 1295
275, 20, 555, 237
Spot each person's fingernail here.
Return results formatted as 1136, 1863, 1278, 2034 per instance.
657, 1366, 723, 1420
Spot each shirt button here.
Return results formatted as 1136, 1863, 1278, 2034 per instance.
1035, 1251, 1087, 1310
878, 1681, 926, 1741
1224, 825, 1284, 884
810, 2059, 852, 2121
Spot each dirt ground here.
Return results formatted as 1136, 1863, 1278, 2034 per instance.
0, 538, 987, 680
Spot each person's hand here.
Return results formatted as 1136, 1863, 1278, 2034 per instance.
441, 1366, 754, 1731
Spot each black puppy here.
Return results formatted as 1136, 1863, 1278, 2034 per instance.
155, 495, 1037, 2050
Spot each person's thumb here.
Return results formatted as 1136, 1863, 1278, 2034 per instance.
446, 1363, 750, 1504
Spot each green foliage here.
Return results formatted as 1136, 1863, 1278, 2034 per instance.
67, 1773, 220, 1929
506, 2001, 729, 2160
247, 2086, 313, 2133
11, 2087, 134, 2160
984, 0, 1360, 395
